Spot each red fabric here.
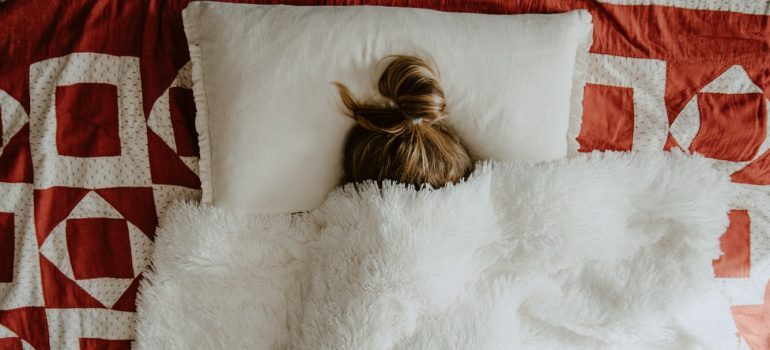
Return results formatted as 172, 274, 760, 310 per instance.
33, 187, 90, 246
590, 5, 770, 64
0, 213, 14, 283
169, 87, 199, 157
733, 150, 770, 185
110, 274, 142, 312
0, 338, 22, 350
94, 188, 158, 238
55, 84, 121, 157
577, 84, 635, 152
79, 338, 132, 350
0, 0, 768, 348
66, 218, 134, 280
147, 128, 201, 188
713, 210, 751, 278
664, 62, 733, 124
39, 256, 105, 309
0, 307, 50, 350
692, 93, 767, 162
0, 125, 33, 184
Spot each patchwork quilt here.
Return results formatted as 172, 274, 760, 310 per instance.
0, 0, 768, 349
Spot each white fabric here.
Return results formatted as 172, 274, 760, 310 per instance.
136, 152, 738, 349
183, 3, 593, 214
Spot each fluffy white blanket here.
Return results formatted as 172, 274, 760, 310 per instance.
135, 152, 738, 350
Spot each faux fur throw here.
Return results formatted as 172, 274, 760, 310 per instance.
136, 152, 739, 350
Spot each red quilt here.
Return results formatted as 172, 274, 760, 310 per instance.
0, 0, 768, 349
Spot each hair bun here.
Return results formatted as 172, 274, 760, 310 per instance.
334, 56, 447, 135
379, 56, 447, 126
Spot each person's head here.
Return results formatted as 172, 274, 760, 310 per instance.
335, 55, 472, 188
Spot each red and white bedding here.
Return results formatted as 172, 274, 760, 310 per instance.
0, 0, 768, 349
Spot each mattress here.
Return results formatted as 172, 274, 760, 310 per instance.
0, 0, 768, 349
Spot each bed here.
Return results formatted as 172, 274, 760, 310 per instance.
0, 0, 768, 349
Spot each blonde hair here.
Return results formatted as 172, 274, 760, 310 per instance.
335, 55, 472, 188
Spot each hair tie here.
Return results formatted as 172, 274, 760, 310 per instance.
412, 117, 423, 125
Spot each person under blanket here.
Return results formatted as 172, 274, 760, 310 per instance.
334, 55, 472, 188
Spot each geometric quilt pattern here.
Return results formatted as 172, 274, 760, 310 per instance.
1, 0, 769, 349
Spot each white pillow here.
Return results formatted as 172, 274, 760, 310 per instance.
183, 3, 592, 214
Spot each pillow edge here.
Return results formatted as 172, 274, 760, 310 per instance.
183, 2, 214, 204
567, 9, 594, 157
